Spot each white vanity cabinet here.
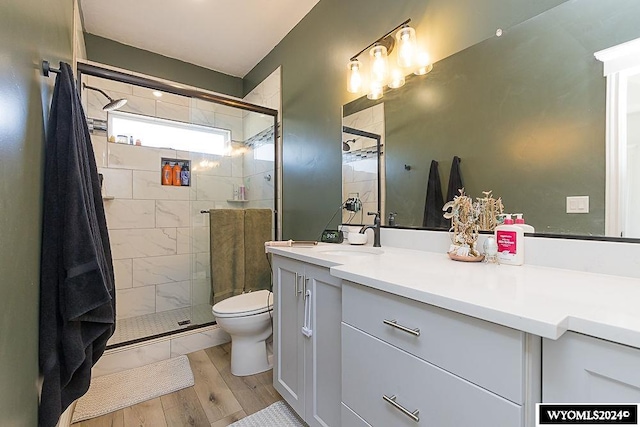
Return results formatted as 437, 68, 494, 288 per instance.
543, 332, 640, 403
272, 255, 342, 427
341, 281, 541, 427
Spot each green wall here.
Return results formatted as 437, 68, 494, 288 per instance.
0, 0, 74, 425
343, 0, 640, 236
84, 33, 243, 98
244, 0, 568, 239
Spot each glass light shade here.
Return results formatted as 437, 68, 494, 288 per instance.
367, 81, 384, 100
347, 60, 363, 93
414, 52, 433, 75
396, 26, 417, 68
369, 45, 389, 85
388, 69, 405, 89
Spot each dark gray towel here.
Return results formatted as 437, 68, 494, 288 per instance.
423, 160, 446, 228
446, 156, 463, 203
39, 62, 115, 427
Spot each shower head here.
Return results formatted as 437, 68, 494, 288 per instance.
82, 83, 128, 112
343, 138, 356, 152
103, 98, 128, 112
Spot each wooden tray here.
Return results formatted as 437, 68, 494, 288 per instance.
447, 252, 485, 262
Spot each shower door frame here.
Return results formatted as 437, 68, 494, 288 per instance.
77, 62, 280, 348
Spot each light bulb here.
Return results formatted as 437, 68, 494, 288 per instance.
367, 81, 384, 100
388, 69, 405, 89
414, 51, 433, 75
369, 45, 389, 85
396, 26, 417, 68
347, 60, 362, 93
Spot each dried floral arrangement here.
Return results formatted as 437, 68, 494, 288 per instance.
443, 189, 481, 259
443, 189, 504, 261
476, 191, 504, 231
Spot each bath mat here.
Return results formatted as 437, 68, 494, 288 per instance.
230, 400, 304, 426
71, 355, 194, 422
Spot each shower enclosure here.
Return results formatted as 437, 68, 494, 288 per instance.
79, 63, 279, 348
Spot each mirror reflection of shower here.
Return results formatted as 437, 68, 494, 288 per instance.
82, 83, 128, 111
341, 119, 384, 225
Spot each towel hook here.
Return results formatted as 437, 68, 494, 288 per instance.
42, 60, 61, 77
404, 164, 412, 171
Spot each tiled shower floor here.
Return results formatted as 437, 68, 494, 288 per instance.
108, 304, 216, 347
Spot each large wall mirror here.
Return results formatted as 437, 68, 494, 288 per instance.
342, 0, 640, 239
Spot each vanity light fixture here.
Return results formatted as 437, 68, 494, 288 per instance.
347, 60, 363, 93
346, 19, 432, 99
396, 26, 417, 68
414, 52, 434, 76
369, 45, 390, 86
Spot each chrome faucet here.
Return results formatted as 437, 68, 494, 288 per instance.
359, 211, 381, 247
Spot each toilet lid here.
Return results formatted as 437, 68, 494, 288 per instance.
212, 290, 273, 318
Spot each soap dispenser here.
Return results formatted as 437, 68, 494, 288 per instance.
494, 214, 524, 265
514, 213, 535, 233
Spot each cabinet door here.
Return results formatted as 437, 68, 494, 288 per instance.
543, 332, 640, 403
305, 264, 342, 427
272, 256, 305, 416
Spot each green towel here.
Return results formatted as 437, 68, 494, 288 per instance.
244, 209, 273, 293
209, 209, 245, 305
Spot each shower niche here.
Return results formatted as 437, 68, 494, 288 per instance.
161, 158, 190, 187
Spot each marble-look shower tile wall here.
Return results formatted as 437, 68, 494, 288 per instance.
342, 103, 386, 225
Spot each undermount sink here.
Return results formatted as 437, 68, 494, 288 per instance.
318, 247, 384, 256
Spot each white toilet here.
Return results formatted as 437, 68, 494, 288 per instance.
212, 289, 274, 376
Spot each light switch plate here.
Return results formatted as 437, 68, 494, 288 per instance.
566, 196, 589, 214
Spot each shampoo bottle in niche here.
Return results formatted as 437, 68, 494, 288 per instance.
162, 162, 172, 185
172, 162, 182, 186
514, 213, 535, 233
180, 163, 190, 186
495, 214, 524, 265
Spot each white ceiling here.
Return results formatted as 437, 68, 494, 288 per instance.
80, 0, 320, 78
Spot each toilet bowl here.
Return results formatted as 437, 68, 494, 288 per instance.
212, 290, 274, 376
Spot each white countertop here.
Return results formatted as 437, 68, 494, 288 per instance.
268, 243, 640, 348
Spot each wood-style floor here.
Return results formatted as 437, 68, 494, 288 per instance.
72, 343, 283, 427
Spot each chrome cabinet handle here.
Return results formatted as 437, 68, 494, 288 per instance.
303, 276, 309, 296
383, 319, 420, 336
294, 273, 302, 295
382, 394, 420, 422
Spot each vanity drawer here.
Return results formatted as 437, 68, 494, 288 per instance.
342, 403, 372, 427
342, 323, 522, 427
342, 281, 525, 403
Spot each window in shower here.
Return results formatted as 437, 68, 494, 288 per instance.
108, 110, 231, 155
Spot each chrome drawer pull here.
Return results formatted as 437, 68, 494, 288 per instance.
383, 319, 421, 336
294, 273, 302, 295
382, 394, 420, 422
